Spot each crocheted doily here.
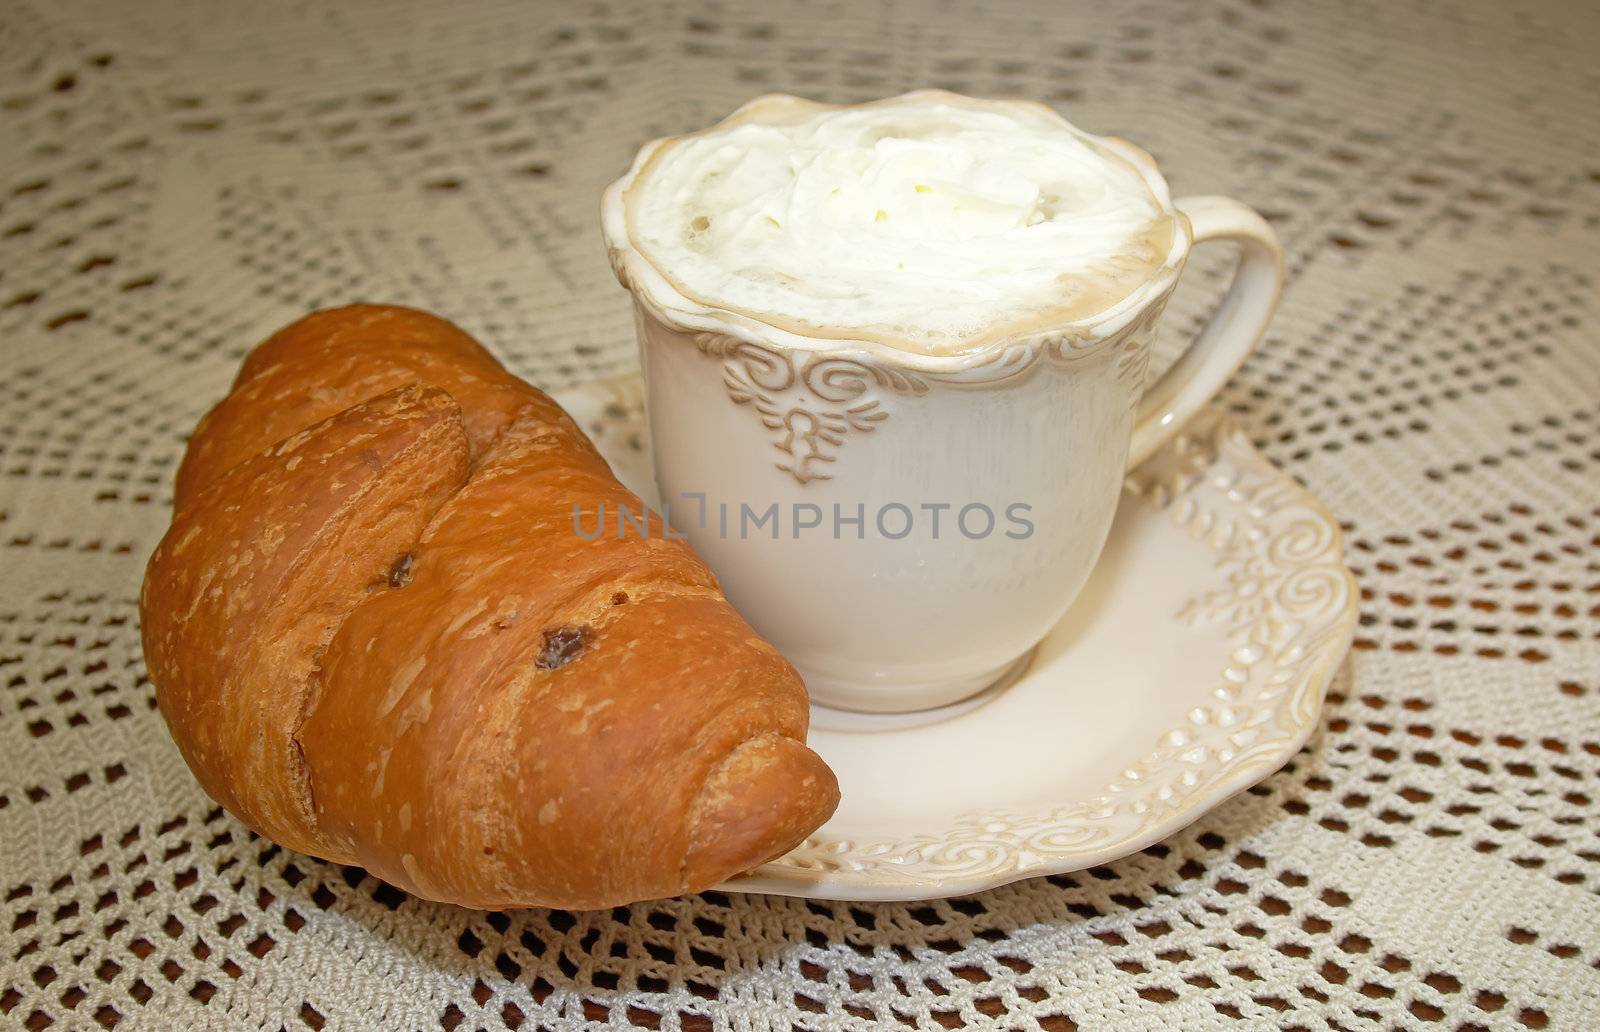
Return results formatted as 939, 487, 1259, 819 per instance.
2, 0, 1596, 1029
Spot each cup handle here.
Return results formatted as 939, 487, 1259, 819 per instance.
1126, 195, 1285, 468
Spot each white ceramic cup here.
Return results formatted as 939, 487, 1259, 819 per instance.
601, 93, 1284, 713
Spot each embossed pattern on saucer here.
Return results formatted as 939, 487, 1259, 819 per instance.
555, 375, 1358, 902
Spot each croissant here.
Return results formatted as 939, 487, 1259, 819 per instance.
140, 304, 839, 909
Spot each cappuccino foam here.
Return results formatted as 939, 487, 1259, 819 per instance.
624, 92, 1174, 353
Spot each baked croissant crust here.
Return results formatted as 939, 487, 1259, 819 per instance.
141, 304, 838, 909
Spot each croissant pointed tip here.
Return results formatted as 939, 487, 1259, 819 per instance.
682, 734, 840, 891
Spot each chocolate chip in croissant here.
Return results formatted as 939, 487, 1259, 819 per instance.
535, 626, 591, 670
387, 551, 415, 588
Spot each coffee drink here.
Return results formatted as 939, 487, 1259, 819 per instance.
604, 90, 1283, 712
620, 90, 1175, 353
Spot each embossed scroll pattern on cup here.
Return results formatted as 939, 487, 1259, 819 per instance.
694, 302, 1163, 485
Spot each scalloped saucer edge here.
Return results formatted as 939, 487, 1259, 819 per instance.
553, 375, 1357, 902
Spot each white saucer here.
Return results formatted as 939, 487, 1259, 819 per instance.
554, 375, 1358, 902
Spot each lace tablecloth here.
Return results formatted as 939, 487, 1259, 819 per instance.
3, 0, 1597, 1029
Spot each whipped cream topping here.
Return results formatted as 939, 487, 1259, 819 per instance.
623, 93, 1173, 352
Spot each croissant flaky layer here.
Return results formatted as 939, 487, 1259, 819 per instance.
141, 304, 839, 909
